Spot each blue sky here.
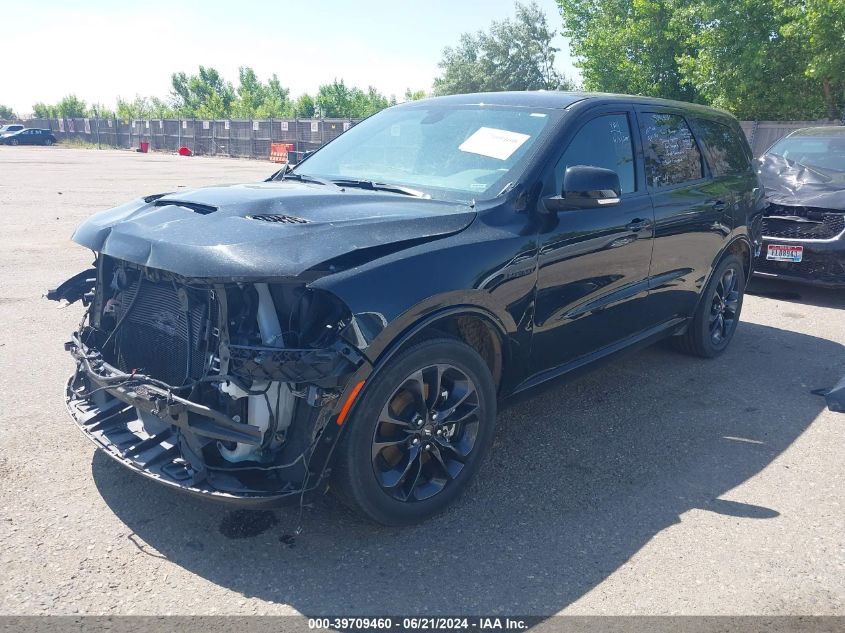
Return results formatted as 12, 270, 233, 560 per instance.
0, 0, 578, 115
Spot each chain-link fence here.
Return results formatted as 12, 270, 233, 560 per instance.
20, 117, 359, 162
9, 116, 844, 161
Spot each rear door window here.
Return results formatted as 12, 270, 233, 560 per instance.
640, 113, 703, 188
555, 113, 636, 194
692, 119, 752, 176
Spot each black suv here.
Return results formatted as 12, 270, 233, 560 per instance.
52, 92, 762, 525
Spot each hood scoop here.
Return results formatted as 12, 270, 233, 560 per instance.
155, 199, 218, 215
246, 214, 309, 224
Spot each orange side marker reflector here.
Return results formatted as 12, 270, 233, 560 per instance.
336, 380, 365, 426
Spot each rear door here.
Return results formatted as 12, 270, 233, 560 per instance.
637, 109, 729, 320
530, 107, 655, 375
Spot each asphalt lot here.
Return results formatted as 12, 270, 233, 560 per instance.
0, 146, 843, 617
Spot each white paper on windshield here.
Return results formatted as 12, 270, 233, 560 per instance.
459, 127, 531, 160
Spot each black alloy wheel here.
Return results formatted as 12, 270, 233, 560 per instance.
371, 363, 481, 502
673, 252, 746, 358
333, 337, 496, 525
709, 266, 740, 346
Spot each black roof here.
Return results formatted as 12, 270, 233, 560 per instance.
399, 90, 736, 121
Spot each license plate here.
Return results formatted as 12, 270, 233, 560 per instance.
766, 244, 803, 262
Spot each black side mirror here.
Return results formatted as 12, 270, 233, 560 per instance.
544, 165, 621, 212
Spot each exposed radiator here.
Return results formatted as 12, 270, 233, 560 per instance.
114, 278, 214, 386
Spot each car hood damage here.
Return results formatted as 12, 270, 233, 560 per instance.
758, 154, 845, 212
71, 181, 475, 279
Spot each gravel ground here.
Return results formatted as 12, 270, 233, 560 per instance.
0, 147, 843, 617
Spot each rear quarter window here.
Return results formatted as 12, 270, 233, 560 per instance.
691, 118, 752, 176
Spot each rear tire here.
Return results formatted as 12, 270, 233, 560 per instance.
332, 338, 496, 525
673, 253, 745, 358
44, 138, 54, 146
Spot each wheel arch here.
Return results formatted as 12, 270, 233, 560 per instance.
366, 306, 509, 394
686, 234, 752, 326
724, 235, 753, 282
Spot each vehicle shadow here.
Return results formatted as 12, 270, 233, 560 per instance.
747, 277, 845, 310
91, 321, 842, 615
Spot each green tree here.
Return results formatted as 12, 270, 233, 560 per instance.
404, 88, 428, 101
676, 0, 823, 119
32, 103, 55, 118
170, 66, 235, 118
89, 103, 115, 119
235, 68, 293, 118
234, 67, 265, 117
558, 0, 839, 119
315, 80, 391, 117
256, 74, 293, 118
434, 1, 574, 95
32, 95, 89, 118
56, 95, 89, 118
116, 96, 152, 121
148, 97, 176, 119
779, 0, 845, 119
293, 93, 316, 117
0, 104, 16, 119
558, 0, 696, 101
315, 79, 356, 117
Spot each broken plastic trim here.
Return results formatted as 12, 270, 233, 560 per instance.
67, 333, 264, 446
65, 378, 328, 506
47, 268, 96, 304
227, 339, 364, 386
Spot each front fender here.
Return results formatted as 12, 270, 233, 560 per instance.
310, 239, 527, 363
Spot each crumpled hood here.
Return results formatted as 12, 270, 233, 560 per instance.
72, 181, 475, 279
758, 154, 845, 211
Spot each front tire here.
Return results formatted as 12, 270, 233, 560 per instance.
332, 338, 497, 525
9, 139, 18, 146
673, 253, 745, 358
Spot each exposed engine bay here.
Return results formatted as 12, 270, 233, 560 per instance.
52, 255, 366, 503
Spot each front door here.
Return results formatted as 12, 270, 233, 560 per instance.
530, 109, 655, 376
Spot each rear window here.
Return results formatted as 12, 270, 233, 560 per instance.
641, 113, 703, 188
692, 119, 752, 176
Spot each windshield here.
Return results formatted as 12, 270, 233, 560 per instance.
293, 105, 558, 202
768, 136, 845, 172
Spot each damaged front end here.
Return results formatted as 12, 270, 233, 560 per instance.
755, 204, 845, 287
53, 255, 366, 504
754, 153, 845, 287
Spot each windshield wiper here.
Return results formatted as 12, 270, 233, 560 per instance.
330, 179, 429, 198
269, 165, 338, 188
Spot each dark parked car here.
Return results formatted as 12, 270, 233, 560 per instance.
754, 126, 845, 287
0, 128, 57, 145
50, 92, 762, 525
0, 123, 24, 136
